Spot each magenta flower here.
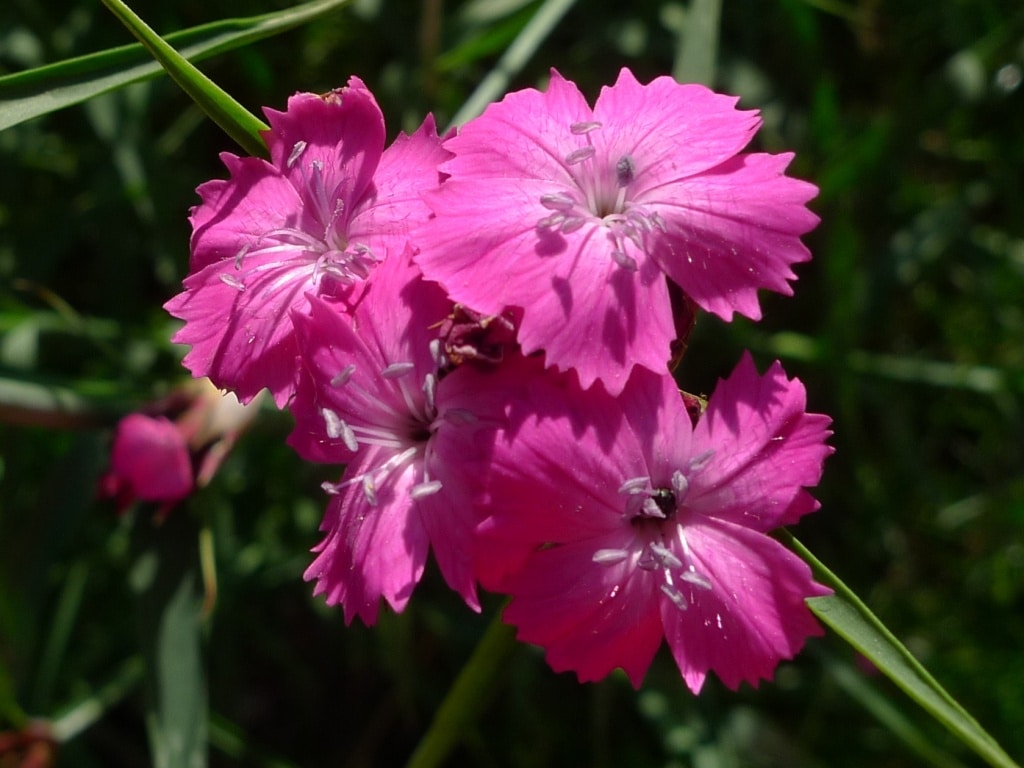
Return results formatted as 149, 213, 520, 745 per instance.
287, 251, 527, 624
165, 77, 449, 406
476, 354, 832, 691
101, 413, 193, 512
415, 69, 819, 393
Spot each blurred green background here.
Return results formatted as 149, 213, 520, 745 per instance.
1, 0, 1022, 766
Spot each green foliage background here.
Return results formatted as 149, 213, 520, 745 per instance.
1, 0, 1022, 766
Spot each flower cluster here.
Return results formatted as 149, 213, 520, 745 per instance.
166, 70, 832, 692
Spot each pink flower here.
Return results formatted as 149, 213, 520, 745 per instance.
101, 413, 193, 511
415, 69, 819, 393
476, 354, 832, 691
99, 380, 259, 516
287, 251, 526, 624
165, 77, 449, 406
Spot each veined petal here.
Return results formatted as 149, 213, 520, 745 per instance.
502, 536, 664, 688
264, 79, 385, 225
304, 450, 429, 626
165, 247, 314, 406
648, 153, 820, 322
593, 68, 761, 184
660, 519, 828, 693
686, 353, 833, 530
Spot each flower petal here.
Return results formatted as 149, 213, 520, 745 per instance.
502, 536, 664, 688
304, 450, 429, 625
660, 519, 828, 692
687, 353, 833, 530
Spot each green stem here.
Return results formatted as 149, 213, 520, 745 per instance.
782, 530, 1020, 768
99, 0, 269, 157
404, 609, 518, 768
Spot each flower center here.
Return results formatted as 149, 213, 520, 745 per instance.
319, 361, 445, 506
591, 453, 718, 611
216, 141, 378, 297
534, 122, 667, 273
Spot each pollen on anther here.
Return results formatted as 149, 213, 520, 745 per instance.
564, 146, 596, 165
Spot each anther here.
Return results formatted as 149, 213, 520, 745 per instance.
681, 569, 713, 591
410, 480, 443, 499
287, 140, 308, 169
570, 121, 602, 134
538, 213, 567, 229
331, 364, 356, 387
361, 475, 378, 506
610, 250, 638, 272
219, 273, 246, 291
560, 216, 586, 234
539, 193, 576, 211
616, 155, 636, 187
619, 476, 650, 495
688, 450, 715, 473
381, 362, 415, 379
671, 470, 688, 496
592, 548, 630, 565
564, 146, 596, 165
423, 373, 437, 413
660, 583, 689, 611
649, 542, 683, 569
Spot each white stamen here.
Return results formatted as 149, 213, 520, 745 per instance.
610, 250, 638, 272
688, 450, 715, 473
570, 121, 602, 134
616, 155, 636, 187
538, 213, 566, 229
564, 146, 596, 165
660, 582, 689, 611
361, 475, 378, 506
560, 216, 586, 234
671, 470, 689, 496
641, 497, 667, 518
429, 338, 447, 368
219, 273, 246, 291
410, 480, 443, 499
381, 362, 415, 379
233, 244, 250, 270
423, 373, 437, 413
682, 569, 713, 591
540, 193, 576, 211
287, 140, 307, 168
592, 548, 630, 565
618, 476, 650, 495
331, 364, 356, 387
321, 480, 343, 495
650, 542, 683, 570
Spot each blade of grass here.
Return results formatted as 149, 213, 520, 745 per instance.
781, 530, 1020, 768
99, 0, 269, 156
0, 0, 352, 133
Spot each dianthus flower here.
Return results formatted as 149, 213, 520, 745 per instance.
165, 77, 449, 406
287, 250, 527, 624
416, 69, 819, 393
475, 354, 832, 692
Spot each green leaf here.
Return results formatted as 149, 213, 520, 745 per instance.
782, 531, 1021, 768
99, 0, 267, 156
131, 511, 209, 768
0, 0, 352, 136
